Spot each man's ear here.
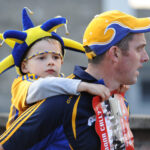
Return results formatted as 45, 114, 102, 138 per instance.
107, 46, 121, 63
21, 61, 29, 74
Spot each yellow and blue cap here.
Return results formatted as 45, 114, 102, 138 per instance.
83, 10, 150, 59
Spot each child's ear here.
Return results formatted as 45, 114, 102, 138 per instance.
21, 61, 29, 74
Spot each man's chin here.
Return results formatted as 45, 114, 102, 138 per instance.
124, 78, 137, 85
130, 78, 137, 85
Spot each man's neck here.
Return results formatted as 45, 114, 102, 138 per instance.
85, 64, 120, 91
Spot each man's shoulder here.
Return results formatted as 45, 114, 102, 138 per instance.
46, 94, 71, 100
45, 94, 79, 107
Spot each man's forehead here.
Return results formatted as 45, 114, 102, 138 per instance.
128, 33, 146, 48
132, 33, 146, 42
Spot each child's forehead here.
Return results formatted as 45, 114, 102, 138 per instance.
47, 38, 61, 46
35, 39, 61, 49
27, 39, 62, 56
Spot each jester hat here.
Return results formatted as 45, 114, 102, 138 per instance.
83, 10, 150, 59
0, 8, 85, 75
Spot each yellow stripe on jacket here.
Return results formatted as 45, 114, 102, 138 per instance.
6, 74, 38, 129
0, 100, 45, 144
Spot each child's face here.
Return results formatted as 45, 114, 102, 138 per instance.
21, 39, 63, 78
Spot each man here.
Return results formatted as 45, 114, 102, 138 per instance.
0, 10, 150, 150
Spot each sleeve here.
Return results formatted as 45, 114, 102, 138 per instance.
26, 77, 81, 104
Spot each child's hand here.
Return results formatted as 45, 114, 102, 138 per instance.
78, 82, 110, 101
117, 84, 130, 93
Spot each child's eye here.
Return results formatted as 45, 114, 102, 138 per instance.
39, 56, 45, 60
53, 55, 61, 60
36, 55, 46, 60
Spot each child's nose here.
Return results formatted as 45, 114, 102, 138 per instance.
47, 56, 54, 66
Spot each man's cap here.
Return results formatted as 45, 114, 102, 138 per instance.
83, 10, 150, 59
0, 8, 85, 75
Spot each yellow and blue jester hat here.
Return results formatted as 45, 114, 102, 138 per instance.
0, 8, 85, 75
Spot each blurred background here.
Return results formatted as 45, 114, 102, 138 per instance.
0, 0, 150, 115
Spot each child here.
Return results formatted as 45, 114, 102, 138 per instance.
7, 37, 110, 129
0, 8, 110, 150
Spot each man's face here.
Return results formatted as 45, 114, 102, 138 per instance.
21, 39, 63, 77
116, 33, 149, 85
